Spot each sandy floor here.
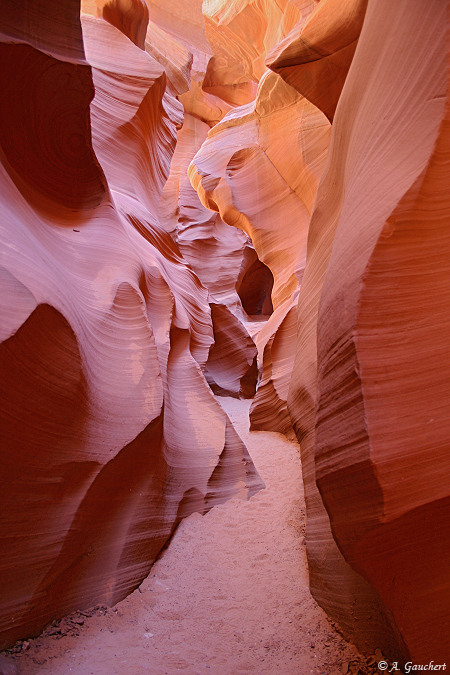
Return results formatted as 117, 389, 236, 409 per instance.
2, 397, 363, 675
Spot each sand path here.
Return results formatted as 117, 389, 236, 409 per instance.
4, 397, 361, 675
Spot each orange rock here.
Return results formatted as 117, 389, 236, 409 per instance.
190, 70, 330, 431
159, 111, 258, 398
205, 303, 258, 399
82, 0, 150, 49
190, 70, 329, 310
144, 19, 192, 97
249, 293, 298, 436
144, 0, 211, 60
267, 0, 368, 121
160, 114, 248, 313
202, 0, 316, 105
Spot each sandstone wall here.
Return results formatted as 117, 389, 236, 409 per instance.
285, 0, 450, 662
1, 0, 449, 663
0, 0, 263, 648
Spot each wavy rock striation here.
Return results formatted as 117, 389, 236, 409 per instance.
202, 0, 316, 105
2, 0, 449, 664
190, 66, 330, 432
267, 0, 368, 122
159, 111, 258, 399
287, 0, 450, 662
0, 0, 263, 648
148, 0, 260, 400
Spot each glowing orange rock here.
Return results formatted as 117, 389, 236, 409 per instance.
82, 0, 149, 49
190, 69, 330, 431
147, 0, 261, 401
267, 0, 368, 121
202, 0, 316, 105
159, 112, 258, 398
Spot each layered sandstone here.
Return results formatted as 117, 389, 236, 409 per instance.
202, 0, 316, 105
190, 67, 330, 432
0, 0, 262, 648
267, 0, 368, 121
158, 112, 258, 398
287, 0, 449, 662
1, 0, 449, 664
82, 0, 150, 49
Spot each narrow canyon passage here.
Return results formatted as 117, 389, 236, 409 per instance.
1, 0, 448, 668
5, 397, 360, 675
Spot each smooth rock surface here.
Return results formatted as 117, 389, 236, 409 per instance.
288, 0, 449, 661
0, 0, 263, 649
267, 0, 368, 121
1, 0, 449, 665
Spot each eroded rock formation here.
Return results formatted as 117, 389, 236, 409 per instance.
1, 0, 449, 665
0, 0, 263, 648
189, 66, 330, 433
158, 110, 258, 398
191, 0, 450, 663
285, 0, 450, 663
267, 0, 368, 121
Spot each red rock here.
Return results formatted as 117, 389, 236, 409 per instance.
157, 106, 258, 399
236, 245, 274, 318
160, 114, 248, 316
144, 19, 192, 97
202, 0, 316, 105
82, 0, 150, 49
3, 0, 448, 663
205, 303, 258, 399
0, 41, 105, 216
82, 14, 183, 212
289, 0, 450, 661
0, 0, 85, 62
249, 293, 298, 436
144, 0, 210, 56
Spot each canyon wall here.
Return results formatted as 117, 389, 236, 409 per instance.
0, 0, 449, 665
189, 67, 330, 435
0, 0, 263, 648
289, 0, 450, 663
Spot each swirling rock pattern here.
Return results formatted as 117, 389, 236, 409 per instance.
159, 112, 258, 398
189, 68, 330, 432
141, 0, 259, 400
0, 0, 263, 648
249, 293, 298, 436
2, 0, 449, 664
0, 42, 105, 215
202, 0, 316, 105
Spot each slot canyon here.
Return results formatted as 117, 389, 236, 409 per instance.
0, 0, 449, 673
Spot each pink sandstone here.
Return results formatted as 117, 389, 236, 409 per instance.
0, 0, 262, 648
0, 0, 448, 665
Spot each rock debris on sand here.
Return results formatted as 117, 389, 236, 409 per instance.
3, 397, 362, 675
